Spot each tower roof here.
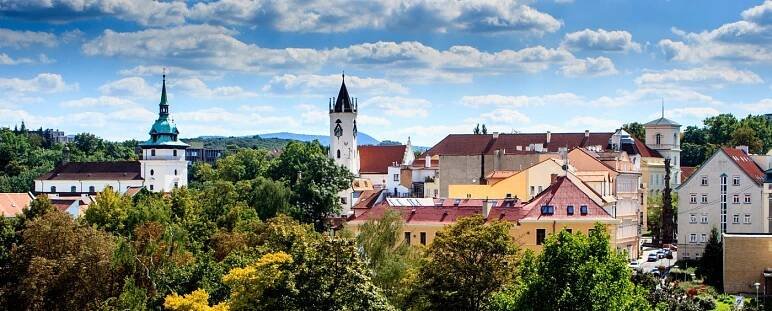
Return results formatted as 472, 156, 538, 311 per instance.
332, 73, 355, 113
645, 117, 680, 127
139, 74, 189, 149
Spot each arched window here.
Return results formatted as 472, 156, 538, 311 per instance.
150, 169, 154, 176
89, 186, 95, 193
337, 149, 341, 159
673, 133, 678, 146
655, 133, 662, 145
70, 186, 77, 192
149, 185, 154, 191
50, 186, 56, 192
174, 169, 178, 176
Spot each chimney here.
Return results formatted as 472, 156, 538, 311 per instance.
584, 130, 590, 138
550, 173, 558, 184
546, 131, 551, 144
425, 155, 431, 168
494, 149, 501, 171
736, 145, 749, 154
492, 132, 499, 139
483, 199, 493, 219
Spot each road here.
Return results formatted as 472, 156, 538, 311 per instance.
634, 247, 678, 275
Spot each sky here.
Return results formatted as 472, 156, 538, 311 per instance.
0, 0, 771, 146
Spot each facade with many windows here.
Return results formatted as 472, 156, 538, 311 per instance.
676, 147, 769, 259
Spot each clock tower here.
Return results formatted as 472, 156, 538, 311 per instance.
329, 73, 359, 176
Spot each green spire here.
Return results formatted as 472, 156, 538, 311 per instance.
159, 74, 169, 118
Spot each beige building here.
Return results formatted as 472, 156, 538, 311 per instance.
723, 233, 772, 296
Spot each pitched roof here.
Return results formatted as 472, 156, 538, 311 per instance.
332, 75, 354, 113
424, 132, 614, 156
631, 137, 662, 158
359, 145, 407, 174
722, 147, 765, 184
411, 157, 439, 169
680, 166, 697, 181
522, 176, 614, 221
645, 117, 680, 126
0, 193, 34, 217
37, 161, 143, 181
350, 198, 526, 224
353, 189, 384, 209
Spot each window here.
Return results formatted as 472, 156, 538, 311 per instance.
173, 150, 177, 157
701, 176, 708, 186
733, 214, 740, 224
701, 194, 708, 204
150, 169, 154, 176
537, 186, 543, 193
689, 234, 697, 243
340, 197, 347, 205
149, 185, 154, 191
420, 232, 427, 245
89, 186, 95, 193
174, 182, 179, 188
580, 205, 588, 215
690, 194, 697, 204
404, 232, 411, 245
720, 174, 728, 233
151, 149, 156, 156
540, 205, 554, 215
744, 194, 751, 204
565, 228, 573, 234
530, 186, 535, 197
733, 194, 740, 204
70, 186, 77, 192
689, 214, 697, 224
744, 214, 751, 224
566, 205, 574, 215
336, 149, 340, 159
174, 169, 178, 176
700, 234, 707, 243
733, 176, 740, 186
655, 133, 662, 145
393, 174, 399, 182
536, 229, 546, 245
701, 214, 708, 224
50, 186, 56, 192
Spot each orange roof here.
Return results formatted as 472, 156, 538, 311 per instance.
722, 147, 765, 184
680, 166, 697, 181
359, 145, 407, 174
522, 176, 614, 221
0, 193, 34, 217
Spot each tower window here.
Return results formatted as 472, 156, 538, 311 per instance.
89, 186, 95, 193
655, 133, 661, 145
50, 186, 56, 192
70, 186, 76, 192
149, 185, 154, 191
150, 169, 154, 176
151, 149, 156, 156
174, 169, 178, 176
173, 150, 177, 157
337, 149, 341, 159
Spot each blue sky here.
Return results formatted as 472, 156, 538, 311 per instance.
0, 0, 771, 146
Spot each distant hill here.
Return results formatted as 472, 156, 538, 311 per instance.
259, 132, 380, 146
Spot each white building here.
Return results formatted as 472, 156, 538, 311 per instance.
676, 147, 770, 259
35, 75, 188, 196
644, 114, 682, 186
329, 73, 359, 176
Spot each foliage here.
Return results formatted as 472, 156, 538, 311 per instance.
514, 224, 650, 311
183, 135, 292, 151
413, 215, 519, 310
622, 122, 645, 140
83, 186, 134, 235
164, 289, 229, 311
356, 210, 421, 306
731, 126, 763, 154
698, 227, 723, 290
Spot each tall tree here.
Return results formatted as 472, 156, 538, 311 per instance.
661, 158, 675, 245
730, 126, 763, 154
704, 114, 739, 145
699, 227, 723, 290
414, 215, 519, 310
481, 124, 488, 135
622, 122, 645, 140
474, 124, 481, 135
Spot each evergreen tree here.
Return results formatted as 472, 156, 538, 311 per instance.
661, 158, 675, 245
699, 227, 723, 290
474, 124, 481, 135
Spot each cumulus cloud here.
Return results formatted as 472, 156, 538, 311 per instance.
360, 96, 431, 118
1, 0, 560, 34
562, 29, 641, 52
61, 96, 138, 108
740, 98, 772, 112
560, 56, 618, 77
0, 28, 56, 48
263, 74, 409, 95
170, 78, 258, 98
741, 0, 772, 25
0, 73, 76, 94
83, 26, 610, 79
635, 66, 763, 88
660, 107, 721, 120
479, 108, 530, 123
460, 93, 583, 107
99, 77, 157, 98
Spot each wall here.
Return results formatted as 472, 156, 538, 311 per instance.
35, 179, 144, 194
140, 147, 188, 192
446, 159, 566, 201
438, 153, 545, 197
723, 234, 772, 295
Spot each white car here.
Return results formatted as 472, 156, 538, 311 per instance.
628, 260, 641, 271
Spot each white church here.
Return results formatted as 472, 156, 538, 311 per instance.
34, 75, 189, 196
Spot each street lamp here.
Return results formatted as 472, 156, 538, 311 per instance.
753, 282, 760, 309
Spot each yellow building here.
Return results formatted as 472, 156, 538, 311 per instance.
722, 233, 772, 296
347, 176, 619, 253
448, 158, 574, 201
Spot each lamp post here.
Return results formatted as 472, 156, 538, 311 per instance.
754, 282, 760, 309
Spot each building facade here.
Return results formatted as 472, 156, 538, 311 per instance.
329, 74, 359, 176
676, 147, 768, 259
722, 233, 772, 296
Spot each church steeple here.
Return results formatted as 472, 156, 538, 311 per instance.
139, 74, 188, 149
332, 72, 356, 113
159, 74, 169, 118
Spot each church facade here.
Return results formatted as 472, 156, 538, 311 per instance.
34, 75, 188, 196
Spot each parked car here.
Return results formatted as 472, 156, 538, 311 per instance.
664, 249, 673, 259
629, 260, 641, 271
647, 253, 658, 262
656, 250, 665, 259
650, 268, 661, 277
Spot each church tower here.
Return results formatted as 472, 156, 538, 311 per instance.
329, 74, 359, 176
139, 74, 189, 192
644, 106, 682, 185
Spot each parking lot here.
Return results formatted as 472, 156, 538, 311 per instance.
631, 247, 678, 276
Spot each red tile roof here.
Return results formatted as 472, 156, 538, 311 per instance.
522, 176, 613, 220
359, 145, 406, 174
722, 147, 765, 184
424, 132, 614, 156
37, 161, 143, 181
632, 138, 662, 158
353, 189, 384, 209
680, 166, 697, 181
411, 157, 439, 169
351, 198, 527, 224
0, 193, 34, 217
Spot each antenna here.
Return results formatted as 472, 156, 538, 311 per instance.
661, 98, 664, 118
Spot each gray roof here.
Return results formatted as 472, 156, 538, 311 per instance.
645, 117, 680, 126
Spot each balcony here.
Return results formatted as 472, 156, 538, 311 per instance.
647, 143, 679, 150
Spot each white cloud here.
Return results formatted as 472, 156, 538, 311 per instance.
60, 96, 138, 108
359, 115, 391, 127
82, 25, 608, 79
295, 103, 327, 125
635, 66, 763, 88
660, 107, 721, 120
740, 98, 772, 112
0, 28, 56, 48
0, 53, 54, 65
562, 29, 641, 52
263, 74, 409, 95
0, 73, 76, 94
0, 0, 187, 27
567, 116, 624, 131
479, 108, 530, 123
360, 96, 431, 118
118, 65, 220, 79
741, 0, 772, 25
170, 78, 258, 98
461, 93, 583, 107
99, 77, 157, 98
560, 56, 618, 77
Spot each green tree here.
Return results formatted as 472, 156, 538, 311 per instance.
682, 125, 708, 145
356, 210, 420, 306
474, 124, 480, 135
516, 224, 650, 311
414, 215, 519, 310
704, 114, 739, 145
622, 122, 645, 140
267, 141, 353, 231
213, 148, 271, 182
698, 227, 723, 290
83, 187, 133, 235
731, 126, 763, 154
241, 177, 293, 220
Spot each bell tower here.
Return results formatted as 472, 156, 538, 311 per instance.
644, 104, 682, 185
329, 73, 359, 176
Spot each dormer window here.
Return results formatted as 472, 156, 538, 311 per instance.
566, 205, 574, 215
173, 150, 177, 157
580, 205, 588, 215
540, 205, 554, 215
